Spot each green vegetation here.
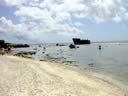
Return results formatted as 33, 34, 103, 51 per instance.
0, 40, 29, 48
0, 40, 12, 48
0, 40, 5, 45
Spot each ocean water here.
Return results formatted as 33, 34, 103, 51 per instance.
12, 43, 128, 89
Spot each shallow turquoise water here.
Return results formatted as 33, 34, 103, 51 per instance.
67, 43, 128, 88
13, 43, 128, 89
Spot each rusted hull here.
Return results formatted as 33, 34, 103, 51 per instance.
72, 38, 91, 45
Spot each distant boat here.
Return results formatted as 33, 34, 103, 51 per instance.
72, 38, 91, 45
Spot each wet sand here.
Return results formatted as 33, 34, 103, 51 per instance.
0, 55, 127, 96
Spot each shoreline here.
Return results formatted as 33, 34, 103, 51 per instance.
37, 56, 128, 92
42, 58, 128, 92
0, 55, 127, 96
86, 70, 128, 92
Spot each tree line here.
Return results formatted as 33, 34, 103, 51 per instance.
0, 40, 29, 48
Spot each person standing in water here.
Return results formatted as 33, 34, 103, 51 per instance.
8, 47, 11, 54
99, 45, 102, 50
1, 48, 5, 55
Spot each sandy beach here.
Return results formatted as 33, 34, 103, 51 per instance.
0, 55, 127, 96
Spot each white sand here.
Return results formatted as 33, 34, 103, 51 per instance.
0, 55, 127, 96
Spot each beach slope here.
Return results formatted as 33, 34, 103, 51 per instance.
0, 56, 127, 96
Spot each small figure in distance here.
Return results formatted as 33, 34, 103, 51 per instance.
1, 48, 5, 55
99, 45, 102, 50
43, 47, 46, 50
8, 46, 11, 54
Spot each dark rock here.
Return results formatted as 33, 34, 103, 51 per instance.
88, 63, 94, 67
12, 44, 30, 48
46, 54, 49, 56
69, 44, 76, 48
14, 51, 36, 56
43, 47, 46, 50
56, 43, 65, 46
62, 61, 73, 64
22, 55, 32, 59
74, 65, 79, 67
56, 43, 59, 46
33, 48, 37, 50
40, 59, 47, 61
38, 45, 41, 47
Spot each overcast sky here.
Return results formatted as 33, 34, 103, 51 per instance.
0, 0, 128, 43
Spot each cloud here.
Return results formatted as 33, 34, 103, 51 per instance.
1, 0, 128, 43
1, 0, 128, 23
0, 14, 83, 43
55, 12, 71, 23
0, 0, 39, 7
0, 17, 26, 35
0, 0, 26, 6
38, 0, 128, 23
112, 15, 121, 23
72, 0, 128, 23
14, 6, 83, 35
74, 22, 83, 27
15, 6, 55, 23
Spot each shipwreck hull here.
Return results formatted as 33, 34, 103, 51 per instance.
72, 38, 91, 45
